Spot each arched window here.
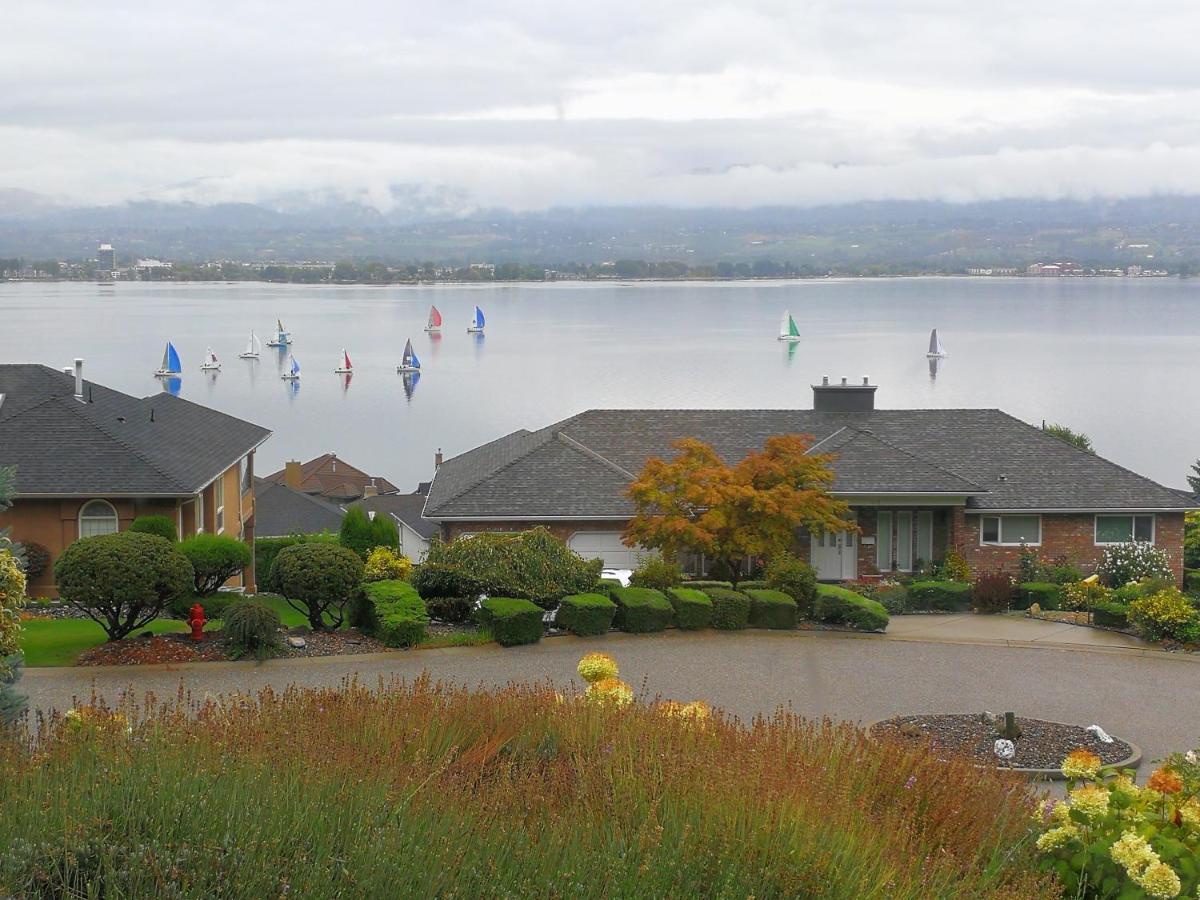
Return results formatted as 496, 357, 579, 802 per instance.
79, 499, 119, 538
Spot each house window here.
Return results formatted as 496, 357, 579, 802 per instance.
876, 511, 893, 571
196, 492, 205, 534
79, 499, 119, 538
240, 455, 253, 495
1095, 515, 1155, 545
895, 512, 913, 571
215, 477, 225, 534
916, 511, 934, 566
980, 514, 1041, 546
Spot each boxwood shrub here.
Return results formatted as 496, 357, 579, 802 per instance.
666, 587, 714, 630
1091, 601, 1131, 629
814, 585, 889, 632
555, 593, 617, 636
704, 588, 751, 630
684, 580, 733, 591
907, 581, 971, 612
1013, 582, 1063, 611
736, 580, 769, 592
477, 597, 545, 646
363, 580, 429, 648
1185, 569, 1200, 596
610, 587, 674, 633
745, 589, 798, 629
595, 578, 624, 592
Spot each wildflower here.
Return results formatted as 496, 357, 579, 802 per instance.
1049, 801, 1072, 826
1111, 774, 1141, 800
904, 775, 916, 791
1179, 799, 1200, 830
576, 653, 619, 684
1184, 750, 1198, 765
656, 700, 686, 717
1147, 767, 1185, 795
680, 701, 710, 721
1062, 748, 1102, 780
1068, 784, 1110, 821
1110, 831, 1158, 875
1136, 861, 1182, 898
585, 678, 633, 706
1035, 825, 1077, 852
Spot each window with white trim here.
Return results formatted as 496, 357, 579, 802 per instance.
980, 514, 1041, 546
1095, 514, 1154, 545
196, 492, 205, 534
78, 499, 119, 538
215, 476, 225, 534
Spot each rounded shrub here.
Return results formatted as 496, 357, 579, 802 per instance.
666, 587, 714, 630
128, 515, 178, 542
178, 534, 252, 595
1096, 542, 1172, 587
937, 549, 971, 582
0, 550, 27, 665
705, 588, 751, 630
610, 587, 674, 633
362, 580, 428, 647
1128, 589, 1200, 643
764, 553, 817, 617
411, 562, 483, 602
873, 583, 909, 615
363, 546, 413, 582
745, 589, 798, 629
555, 593, 617, 636
477, 597, 544, 646
814, 585, 889, 632
223, 599, 282, 659
54, 532, 193, 640
628, 554, 682, 592
267, 542, 364, 630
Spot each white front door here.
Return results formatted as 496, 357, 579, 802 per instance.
810, 529, 858, 581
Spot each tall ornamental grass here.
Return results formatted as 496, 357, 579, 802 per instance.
0, 680, 1051, 898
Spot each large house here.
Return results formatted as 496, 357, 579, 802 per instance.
423, 378, 1197, 583
0, 361, 271, 595
262, 453, 399, 503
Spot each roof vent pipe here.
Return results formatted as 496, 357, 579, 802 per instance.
73, 358, 84, 401
840, 376, 848, 386
863, 376, 870, 386
821, 376, 829, 386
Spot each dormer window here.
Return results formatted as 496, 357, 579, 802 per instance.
79, 499, 119, 538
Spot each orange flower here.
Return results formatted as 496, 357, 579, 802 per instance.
1147, 767, 1184, 795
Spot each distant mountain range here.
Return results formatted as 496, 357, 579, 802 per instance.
3, 192, 1200, 269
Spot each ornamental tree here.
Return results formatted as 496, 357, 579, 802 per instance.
624, 435, 855, 586
266, 542, 364, 629
1043, 423, 1094, 453
178, 533, 252, 595
54, 531, 194, 640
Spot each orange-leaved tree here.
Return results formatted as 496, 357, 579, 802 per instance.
623, 434, 854, 585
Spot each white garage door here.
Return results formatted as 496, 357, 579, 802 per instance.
568, 532, 646, 568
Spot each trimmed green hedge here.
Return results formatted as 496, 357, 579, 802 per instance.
1186, 570, 1200, 596
595, 578, 624, 592
705, 588, 751, 630
815, 585, 889, 632
478, 597, 544, 646
363, 580, 429, 648
666, 587, 714, 630
255, 534, 338, 587
1013, 582, 1063, 611
684, 580, 733, 591
1092, 601, 1130, 629
907, 581, 972, 612
555, 593, 617, 636
610, 587, 674, 633
736, 580, 769, 592
745, 589, 798, 629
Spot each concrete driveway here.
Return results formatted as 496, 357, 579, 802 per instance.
19, 616, 1199, 769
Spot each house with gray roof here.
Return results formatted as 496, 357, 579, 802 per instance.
424, 378, 1197, 583
253, 478, 345, 538
0, 361, 271, 594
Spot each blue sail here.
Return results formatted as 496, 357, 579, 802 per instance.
409, 349, 421, 369
291, 356, 300, 376
475, 306, 485, 328
166, 342, 181, 373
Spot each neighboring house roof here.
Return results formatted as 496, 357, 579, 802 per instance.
425, 408, 1196, 519
262, 452, 399, 500
253, 478, 345, 538
352, 493, 439, 541
0, 364, 271, 496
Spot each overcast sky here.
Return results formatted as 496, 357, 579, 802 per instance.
3, 0, 1200, 212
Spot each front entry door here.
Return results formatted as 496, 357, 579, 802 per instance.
810, 529, 857, 581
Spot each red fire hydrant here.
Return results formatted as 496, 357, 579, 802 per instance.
189, 603, 206, 642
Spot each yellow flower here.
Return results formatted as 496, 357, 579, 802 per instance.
1111, 774, 1141, 800
586, 677, 633, 706
657, 700, 686, 717
1035, 825, 1078, 852
1110, 831, 1158, 876
1147, 767, 1185, 795
1062, 748, 1103, 780
1068, 783, 1110, 821
1179, 799, 1200, 830
681, 700, 711, 721
1049, 801, 1072, 825
1137, 861, 1182, 899
577, 652, 619, 684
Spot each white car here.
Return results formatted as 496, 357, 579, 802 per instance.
601, 567, 633, 587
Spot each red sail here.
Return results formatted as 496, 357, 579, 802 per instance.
429, 305, 442, 327
344, 350, 352, 369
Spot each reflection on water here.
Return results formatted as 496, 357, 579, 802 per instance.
928, 356, 942, 380
402, 370, 420, 401
340, 372, 353, 394
160, 376, 182, 397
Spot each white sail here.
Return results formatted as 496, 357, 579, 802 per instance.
927, 328, 947, 357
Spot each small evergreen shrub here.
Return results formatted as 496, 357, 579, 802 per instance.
907, 581, 971, 612
424, 596, 475, 624
1062, 581, 1112, 611
254, 533, 338, 586
477, 597, 543, 646
223, 599, 282, 660
684, 580, 733, 591
610, 587, 674, 633
348, 587, 379, 631
666, 587, 713, 630
267, 542, 364, 630
129, 515, 178, 542
937, 549, 971, 582
179, 534, 252, 595
745, 589, 798, 629
1014, 582, 1062, 611
555, 593, 617, 636
19, 541, 50, 579
363, 580, 429, 647
594, 578, 624, 592
628, 553, 682, 592
971, 572, 1015, 614
1128, 589, 1200, 643
873, 583, 909, 615
411, 562, 483, 601
735, 579, 769, 592
1046, 563, 1084, 585
764, 553, 818, 618
815, 585, 889, 632
1096, 542, 1172, 587
363, 546, 413, 582
705, 588, 750, 630
339, 507, 379, 559
1091, 601, 1130, 629
1186, 570, 1200, 596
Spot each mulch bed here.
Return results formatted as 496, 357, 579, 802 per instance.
870, 714, 1134, 770
76, 627, 390, 666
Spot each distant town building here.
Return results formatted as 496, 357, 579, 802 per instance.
1026, 263, 1061, 276
1126, 265, 1142, 277
97, 243, 115, 272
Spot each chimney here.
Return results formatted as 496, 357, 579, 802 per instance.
73, 358, 84, 401
363, 480, 378, 498
435, 447, 443, 469
284, 460, 302, 489
812, 375, 877, 412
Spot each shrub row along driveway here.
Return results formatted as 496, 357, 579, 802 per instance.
21, 618, 1200, 767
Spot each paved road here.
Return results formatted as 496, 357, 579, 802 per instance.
21, 621, 1200, 769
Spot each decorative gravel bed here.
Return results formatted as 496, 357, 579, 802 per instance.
282, 628, 389, 657
870, 714, 1134, 770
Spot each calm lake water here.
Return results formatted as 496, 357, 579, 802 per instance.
1, 278, 1197, 490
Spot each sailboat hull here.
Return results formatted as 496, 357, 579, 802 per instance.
396, 365, 420, 373
777, 335, 802, 342
926, 352, 947, 358
200, 364, 221, 370
239, 353, 259, 359
334, 367, 352, 373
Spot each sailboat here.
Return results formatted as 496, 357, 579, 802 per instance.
397, 338, 421, 373
424, 305, 442, 333
467, 305, 485, 333
239, 331, 262, 359
154, 342, 182, 377
926, 328, 947, 358
200, 347, 221, 371
334, 349, 353, 374
266, 319, 291, 347
777, 311, 801, 342
281, 354, 301, 380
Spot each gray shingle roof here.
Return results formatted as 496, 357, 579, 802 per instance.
253, 478, 345, 537
425, 408, 1195, 518
0, 364, 271, 496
